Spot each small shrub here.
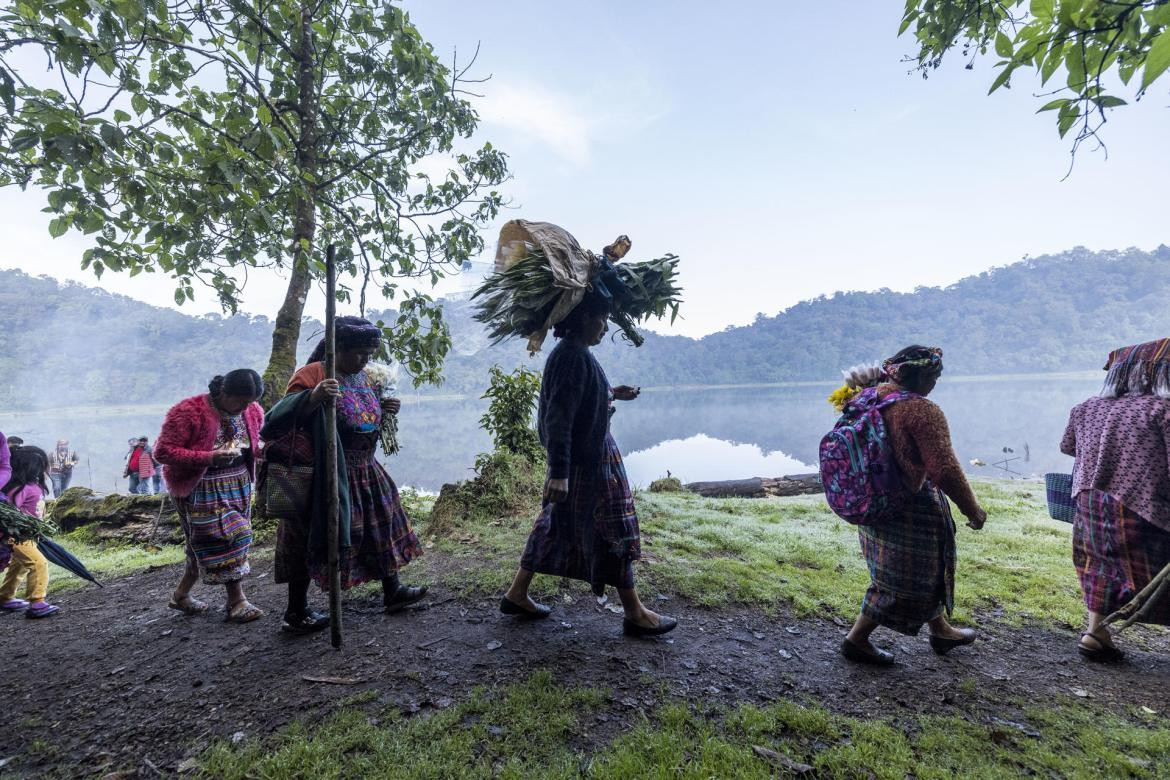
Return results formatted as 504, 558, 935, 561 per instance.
649, 473, 685, 493
427, 450, 545, 537
479, 365, 542, 462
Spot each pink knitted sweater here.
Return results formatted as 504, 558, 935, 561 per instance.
154, 394, 264, 498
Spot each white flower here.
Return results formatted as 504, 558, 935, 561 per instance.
364, 362, 400, 397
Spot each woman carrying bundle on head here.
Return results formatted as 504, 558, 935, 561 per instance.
1061, 339, 1170, 662
154, 369, 266, 623
500, 291, 677, 637
261, 316, 425, 636
835, 346, 987, 665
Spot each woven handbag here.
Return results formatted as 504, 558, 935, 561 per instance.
258, 422, 315, 521
1044, 473, 1076, 523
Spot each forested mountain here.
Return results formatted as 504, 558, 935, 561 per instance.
1, 245, 1166, 410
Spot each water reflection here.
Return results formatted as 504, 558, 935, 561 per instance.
0, 376, 1100, 494
622, 434, 812, 488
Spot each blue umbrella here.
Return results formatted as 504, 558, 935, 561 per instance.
37, 537, 102, 588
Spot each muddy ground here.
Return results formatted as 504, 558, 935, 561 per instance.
2, 553, 1168, 778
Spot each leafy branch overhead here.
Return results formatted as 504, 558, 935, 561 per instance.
901, 0, 1170, 152
0, 0, 508, 385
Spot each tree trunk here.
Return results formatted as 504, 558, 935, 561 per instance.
260, 0, 318, 409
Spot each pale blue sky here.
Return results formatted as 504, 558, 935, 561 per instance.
2, 1, 1167, 336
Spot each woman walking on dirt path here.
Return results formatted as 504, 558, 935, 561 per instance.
1, 445, 61, 618
501, 291, 677, 638
841, 346, 987, 665
154, 370, 266, 624
1061, 339, 1170, 662
261, 317, 425, 636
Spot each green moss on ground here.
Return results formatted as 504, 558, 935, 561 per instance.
198, 672, 1170, 779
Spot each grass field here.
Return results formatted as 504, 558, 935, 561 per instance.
420, 479, 1087, 630
198, 670, 1170, 779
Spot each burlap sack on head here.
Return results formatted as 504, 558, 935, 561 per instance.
494, 219, 599, 353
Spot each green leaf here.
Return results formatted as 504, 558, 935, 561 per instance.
988, 65, 1013, 94
1036, 98, 1067, 112
131, 94, 148, 115
113, 109, 131, 123
1030, 0, 1054, 21
1095, 95, 1127, 108
48, 217, 69, 238
995, 31, 1013, 59
1142, 27, 1170, 90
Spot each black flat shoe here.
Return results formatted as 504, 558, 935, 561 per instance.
841, 638, 895, 666
1079, 633, 1125, 663
384, 584, 428, 614
622, 615, 678, 637
281, 610, 329, 635
499, 596, 552, 619
929, 628, 977, 655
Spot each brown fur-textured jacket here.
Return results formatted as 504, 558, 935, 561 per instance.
877, 384, 980, 519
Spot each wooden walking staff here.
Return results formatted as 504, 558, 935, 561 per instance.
324, 244, 343, 649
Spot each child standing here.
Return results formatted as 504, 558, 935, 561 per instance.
0, 446, 60, 618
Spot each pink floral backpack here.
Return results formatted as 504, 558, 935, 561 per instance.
819, 386, 917, 525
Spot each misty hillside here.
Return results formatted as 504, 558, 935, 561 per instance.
1, 245, 1166, 410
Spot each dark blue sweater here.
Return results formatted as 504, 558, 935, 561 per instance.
538, 340, 611, 480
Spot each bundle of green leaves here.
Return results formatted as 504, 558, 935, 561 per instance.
472, 250, 682, 347
0, 501, 58, 542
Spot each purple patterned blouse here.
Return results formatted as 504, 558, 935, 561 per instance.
1061, 394, 1170, 531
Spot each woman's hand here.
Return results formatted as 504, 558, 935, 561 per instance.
310, 378, 341, 405
210, 447, 239, 467
613, 385, 641, 401
381, 397, 401, 416
966, 507, 987, 531
544, 477, 569, 504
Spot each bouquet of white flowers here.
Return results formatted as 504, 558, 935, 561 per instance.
365, 363, 401, 456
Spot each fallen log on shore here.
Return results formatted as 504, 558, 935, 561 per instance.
47, 488, 182, 544
684, 474, 823, 499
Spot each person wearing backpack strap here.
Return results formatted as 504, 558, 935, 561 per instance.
840, 346, 987, 665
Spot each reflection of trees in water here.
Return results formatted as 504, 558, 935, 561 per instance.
9, 378, 1103, 494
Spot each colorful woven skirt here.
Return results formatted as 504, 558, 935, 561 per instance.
176, 463, 253, 585
520, 434, 641, 595
858, 484, 956, 636
1073, 489, 1170, 625
306, 450, 423, 591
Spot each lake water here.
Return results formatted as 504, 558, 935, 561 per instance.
1, 375, 1101, 495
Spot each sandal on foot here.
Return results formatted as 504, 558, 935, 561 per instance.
26, 602, 60, 619
225, 601, 264, 624
168, 595, 210, 616
0, 598, 30, 612
384, 584, 428, 614
1079, 633, 1125, 663
281, 610, 330, 635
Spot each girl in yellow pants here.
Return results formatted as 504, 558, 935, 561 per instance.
1, 446, 59, 618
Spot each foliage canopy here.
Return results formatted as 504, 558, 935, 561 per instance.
0, 0, 507, 385
901, 0, 1170, 152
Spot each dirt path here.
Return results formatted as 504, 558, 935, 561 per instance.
2, 555, 1169, 778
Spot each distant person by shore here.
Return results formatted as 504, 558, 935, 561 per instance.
49, 440, 79, 497
124, 436, 156, 495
